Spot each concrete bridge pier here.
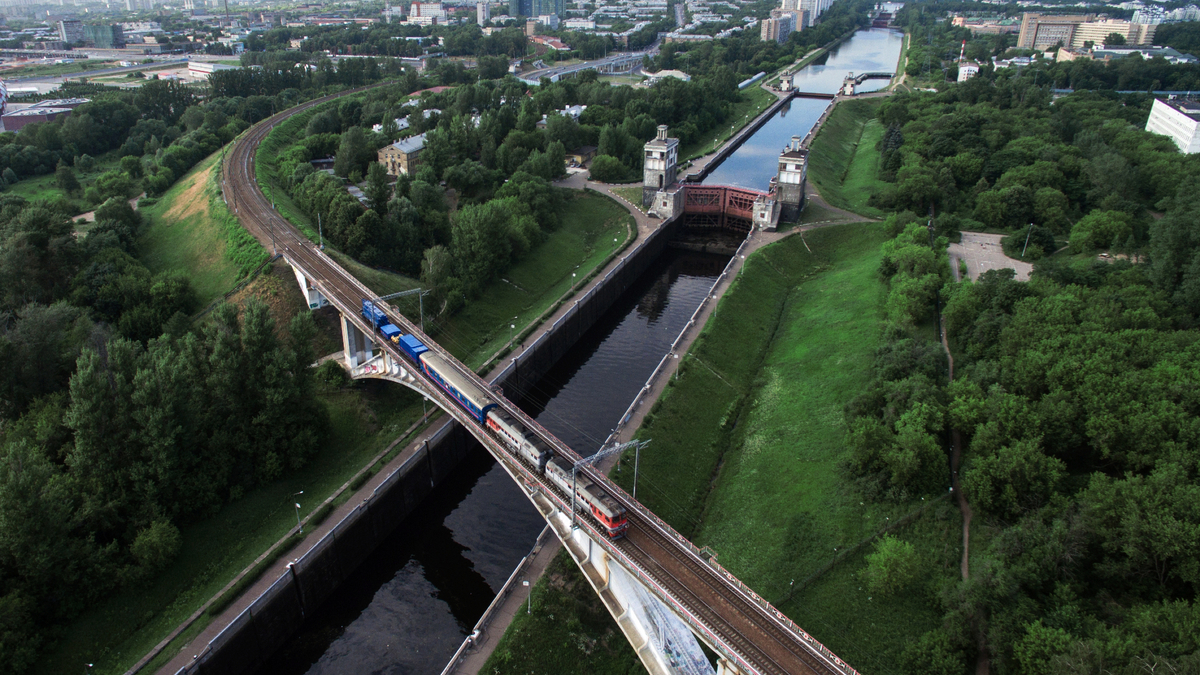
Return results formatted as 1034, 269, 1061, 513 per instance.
292, 266, 330, 310
525, 490, 715, 675
341, 314, 375, 370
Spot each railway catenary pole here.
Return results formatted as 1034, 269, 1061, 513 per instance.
571, 439, 646, 529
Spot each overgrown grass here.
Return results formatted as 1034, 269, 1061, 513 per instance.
432, 191, 633, 369
681, 86, 777, 161
608, 186, 647, 213
6, 150, 127, 208
481, 550, 642, 675
139, 151, 267, 305
807, 98, 888, 218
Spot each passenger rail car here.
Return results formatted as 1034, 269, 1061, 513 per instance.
360, 298, 628, 538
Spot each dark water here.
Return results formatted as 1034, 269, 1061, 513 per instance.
259, 247, 730, 675
702, 27, 905, 190
257, 26, 904, 675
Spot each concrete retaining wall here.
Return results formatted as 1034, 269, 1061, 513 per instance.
684, 91, 797, 184
176, 209, 685, 675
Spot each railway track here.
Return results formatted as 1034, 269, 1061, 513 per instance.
222, 86, 851, 675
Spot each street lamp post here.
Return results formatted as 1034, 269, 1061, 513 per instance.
523, 580, 531, 613
294, 490, 304, 534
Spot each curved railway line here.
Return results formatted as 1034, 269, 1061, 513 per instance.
221, 85, 854, 675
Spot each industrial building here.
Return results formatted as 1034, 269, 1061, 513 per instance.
2, 106, 74, 131
1145, 98, 1200, 154
1017, 12, 1156, 50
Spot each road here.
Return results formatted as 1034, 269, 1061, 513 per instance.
220, 84, 854, 675
522, 45, 658, 82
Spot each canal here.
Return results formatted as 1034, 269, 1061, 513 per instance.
255, 25, 904, 675
703, 27, 905, 190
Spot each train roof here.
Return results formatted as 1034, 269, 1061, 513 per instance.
419, 350, 495, 412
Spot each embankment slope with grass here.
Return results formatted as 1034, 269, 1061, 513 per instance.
486, 223, 955, 673
808, 98, 888, 219
627, 222, 951, 669
139, 151, 269, 304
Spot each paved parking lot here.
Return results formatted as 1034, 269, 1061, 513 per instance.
948, 231, 1033, 282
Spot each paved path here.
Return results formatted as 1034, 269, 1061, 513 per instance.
948, 231, 1032, 281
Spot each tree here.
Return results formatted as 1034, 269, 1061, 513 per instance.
1069, 209, 1133, 253
588, 155, 629, 183
861, 535, 920, 596
365, 162, 391, 214
333, 126, 370, 178
130, 520, 182, 577
119, 155, 143, 179
54, 165, 79, 194
962, 439, 1065, 521
1104, 32, 1127, 46
451, 200, 513, 295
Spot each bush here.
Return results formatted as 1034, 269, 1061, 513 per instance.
588, 154, 631, 183
315, 359, 350, 389
860, 534, 920, 596
130, 521, 182, 576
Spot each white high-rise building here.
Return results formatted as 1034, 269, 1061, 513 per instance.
476, 0, 490, 25
1146, 98, 1200, 154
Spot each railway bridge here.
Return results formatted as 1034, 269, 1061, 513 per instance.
203, 87, 853, 675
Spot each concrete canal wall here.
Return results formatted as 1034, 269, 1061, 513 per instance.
172, 208, 686, 675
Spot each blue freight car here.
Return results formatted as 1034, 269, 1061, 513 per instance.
397, 334, 428, 362
362, 300, 402, 344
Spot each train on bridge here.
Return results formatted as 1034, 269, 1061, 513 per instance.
362, 300, 630, 538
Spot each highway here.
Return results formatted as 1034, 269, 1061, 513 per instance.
222, 84, 855, 675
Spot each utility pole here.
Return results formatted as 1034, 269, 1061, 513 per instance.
570, 439, 649, 529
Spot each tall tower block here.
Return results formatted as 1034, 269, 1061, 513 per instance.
777, 135, 807, 221
642, 125, 679, 207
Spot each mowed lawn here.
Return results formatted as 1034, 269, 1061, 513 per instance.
808, 98, 889, 218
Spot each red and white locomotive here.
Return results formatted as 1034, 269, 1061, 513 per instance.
366, 301, 629, 539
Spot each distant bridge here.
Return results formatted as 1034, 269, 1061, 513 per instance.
852, 71, 893, 84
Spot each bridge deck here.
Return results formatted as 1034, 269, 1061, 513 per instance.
222, 87, 855, 675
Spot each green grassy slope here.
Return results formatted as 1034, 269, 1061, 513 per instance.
487, 223, 952, 673
807, 98, 888, 218
139, 152, 267, 304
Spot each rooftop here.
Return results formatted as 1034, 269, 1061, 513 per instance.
1164, 98, 1200, 120
392, 132, 427, 154
30, 97, 90, 108
3, 107, 73, 117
